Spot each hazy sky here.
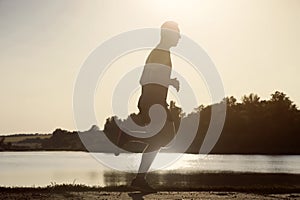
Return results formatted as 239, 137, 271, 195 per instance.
0, 0, 299, 134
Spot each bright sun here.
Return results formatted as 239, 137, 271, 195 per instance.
151, 0, 200, 20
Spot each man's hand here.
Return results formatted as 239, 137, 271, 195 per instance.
170, 78, 180, 92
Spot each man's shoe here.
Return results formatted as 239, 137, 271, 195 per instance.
130, 178, 156, 192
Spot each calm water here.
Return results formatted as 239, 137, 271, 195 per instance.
0, 151, 299, 187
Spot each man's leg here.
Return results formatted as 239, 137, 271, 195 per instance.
135, 144, 160, 180
131, 144, 159, 191
134, 110, 175, 180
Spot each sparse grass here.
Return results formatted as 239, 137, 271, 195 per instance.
0, 184, 132, 193
0, 183, 299, 194
0, 173, 299, 195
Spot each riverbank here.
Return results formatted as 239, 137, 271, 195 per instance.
1, 172, 300, 199
1, 185, 299, 200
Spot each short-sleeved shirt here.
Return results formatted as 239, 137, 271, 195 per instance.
138, 48, 173, 123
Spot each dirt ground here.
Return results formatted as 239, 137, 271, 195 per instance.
1, 191, 300, 200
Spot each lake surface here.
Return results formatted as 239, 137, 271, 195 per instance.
0, 152, 299, 187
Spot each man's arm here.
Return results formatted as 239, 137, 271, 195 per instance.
170, 78, 180, 92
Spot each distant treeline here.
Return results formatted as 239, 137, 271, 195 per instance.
190, 91, 300, 154
0, 129, 85, 151
1, 91, 299, 154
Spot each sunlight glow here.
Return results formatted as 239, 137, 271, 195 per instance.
150, 0, 202, 21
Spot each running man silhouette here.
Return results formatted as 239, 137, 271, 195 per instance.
129, 21, 181, 191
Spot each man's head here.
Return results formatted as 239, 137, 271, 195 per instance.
160, 21, 181, 47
